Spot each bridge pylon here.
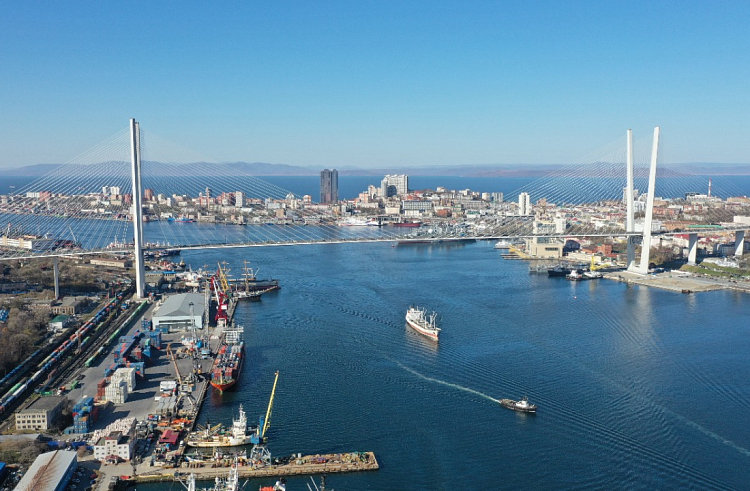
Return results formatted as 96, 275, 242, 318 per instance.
130, 118, 146, 299
628, 127, 660, 275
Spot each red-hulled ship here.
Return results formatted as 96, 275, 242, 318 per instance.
211, 326, 244, 392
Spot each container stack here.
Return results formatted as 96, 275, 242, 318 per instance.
111, 367, 136, 393
104, 379, 128, 404
96, 379, 107, 401
147, 330, 162, 348
72, 396, 98, 434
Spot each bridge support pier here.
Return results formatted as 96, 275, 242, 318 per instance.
53, 256, 60, 300
625, 129, 636, 271
735, 230, 746, 257
687, 233, 698, 265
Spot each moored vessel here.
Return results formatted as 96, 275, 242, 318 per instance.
211, 325, 244, 392
405, 306, 440, 340
185, 404, 256, 447
499, 396, 537, 413
547, 265, 571, 277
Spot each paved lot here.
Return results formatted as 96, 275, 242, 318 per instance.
604, 270, 750, 293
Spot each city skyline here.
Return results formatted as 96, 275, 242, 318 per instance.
2, 2, 750, 169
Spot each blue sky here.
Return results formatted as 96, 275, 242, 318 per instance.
1, 1, 749, 169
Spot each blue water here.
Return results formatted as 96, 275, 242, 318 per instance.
137, 242, 750, 490
3, 175, 750, 201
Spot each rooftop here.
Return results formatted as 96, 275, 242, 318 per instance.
21, 396, 67, 413
154, 292, 205, 319
14, 450, 77, 491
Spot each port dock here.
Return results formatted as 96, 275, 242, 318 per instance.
130, 452, 379, 482
51, 273, 379, 488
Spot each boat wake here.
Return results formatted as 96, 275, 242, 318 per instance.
389, 357, 500, 404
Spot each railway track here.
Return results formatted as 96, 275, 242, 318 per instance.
0, 288, 138, 432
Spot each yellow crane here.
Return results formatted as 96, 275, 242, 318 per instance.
252, 371, 280, 444
590, 255, 611, 271
217, 261, 231, 294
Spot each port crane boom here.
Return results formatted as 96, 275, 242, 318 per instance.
252, 371, 279, 444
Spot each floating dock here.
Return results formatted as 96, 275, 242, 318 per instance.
131, 452, 379, 482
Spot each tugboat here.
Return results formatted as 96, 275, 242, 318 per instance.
499, 396, 537, 413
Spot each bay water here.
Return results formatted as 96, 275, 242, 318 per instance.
140, 241, 750, 490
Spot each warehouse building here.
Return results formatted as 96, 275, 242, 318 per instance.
151, 293, 205, 331
13, 450, 77, 491
15, 396, 67, 431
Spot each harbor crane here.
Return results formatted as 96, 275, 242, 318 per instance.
252, 370, 280, 444
249, 371, 280, 467
166, 343, 197, 413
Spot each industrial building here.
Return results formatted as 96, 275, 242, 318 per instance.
92, 419, 136, 463
151, 293, 205, 331
13, 450, 77, 491
15, 396, 67, 431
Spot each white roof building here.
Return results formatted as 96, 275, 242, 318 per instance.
14, 450, 77, 491
152, 293, 205, 331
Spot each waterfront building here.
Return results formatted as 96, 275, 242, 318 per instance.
90, 257, 132, 269
380, 174, 408, 198
93, 425, 136, 462
402, 200, 433, 217
14, 450, 77, 491
320, 169, 339, 204
152, 292, 205, 331
16, 396, 67, 431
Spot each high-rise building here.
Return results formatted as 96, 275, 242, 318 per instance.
320, 169, 338, 204
380, 175, 408, 197
518, 192, 531, 216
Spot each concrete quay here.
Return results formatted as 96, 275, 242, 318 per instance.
131, 452, 379, 482
603, 270, 738, 293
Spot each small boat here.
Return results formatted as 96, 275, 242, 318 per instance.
494, 240, 513, 249
547, 265, 571, 277
566, 269, 585, 281
499, 396, 537, 413
405, 306, 440, 340
393, 221, 422, 228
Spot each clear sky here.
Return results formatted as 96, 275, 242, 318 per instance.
2, 1, 749, 169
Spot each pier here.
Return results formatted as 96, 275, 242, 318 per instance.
130, 452, 379, 482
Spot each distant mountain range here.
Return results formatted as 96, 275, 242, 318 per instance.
1, 161, 749, 177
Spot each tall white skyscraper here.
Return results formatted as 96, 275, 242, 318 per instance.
380, 175, 408, 197
518, 192, 531, 216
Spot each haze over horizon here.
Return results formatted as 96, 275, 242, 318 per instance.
2, 2, 750, 170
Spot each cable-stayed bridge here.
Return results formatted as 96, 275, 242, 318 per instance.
2, 121, 749, 296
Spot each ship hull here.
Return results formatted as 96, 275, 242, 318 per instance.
186, 435, 253, 448
211, 343, 243, 392
499, 399, 537, 413
405, 318, 439, 340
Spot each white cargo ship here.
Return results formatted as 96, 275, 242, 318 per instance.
405, 307, 440, 340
